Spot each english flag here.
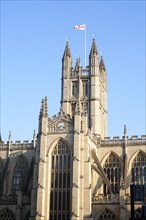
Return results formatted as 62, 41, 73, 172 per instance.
74, 24, 86, 30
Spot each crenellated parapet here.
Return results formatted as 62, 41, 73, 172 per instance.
70, 66, 89, 78
101, 135, 146, 146
0, 140, 34, 151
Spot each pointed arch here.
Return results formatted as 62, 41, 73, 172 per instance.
12, 155, 29, 193
49, 138, 72, 220
46, 137, 72, 156
128, 150, 146, 169
102, 152, 122, 195
0, 208, 15, 220
94, 208, 117, 220
101, 151, 123, 167
129, 150, 146, 185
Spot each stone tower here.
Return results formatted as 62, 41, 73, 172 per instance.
61, 39, 108, 139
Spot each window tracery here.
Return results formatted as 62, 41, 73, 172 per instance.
0, 208, 15, 220
50, 140, 71, 220
97, 209, 117, 220
131, 152, 146, 185
12, 156, 29, 193
103, 154, 121, 195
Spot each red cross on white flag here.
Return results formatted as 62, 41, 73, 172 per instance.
74, 24, 86, 30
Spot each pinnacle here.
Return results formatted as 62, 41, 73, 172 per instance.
39, 97, 48, 118
99, 56, 106, 71
90, 38, 98, 56
75, 58, 80, 68
63, 40, 71, 58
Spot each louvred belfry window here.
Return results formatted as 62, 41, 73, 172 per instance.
50, 140, 71, 220
12, 156, 29, 193
103, 154, 121, 195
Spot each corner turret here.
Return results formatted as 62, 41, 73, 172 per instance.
38, 97, 48, 134
99, 56, 106, 72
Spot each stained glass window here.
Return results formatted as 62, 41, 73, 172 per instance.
131, 152, 146, 185
12, 156, 29, 193
103, 154, 121, 195
50, 140, 71, 220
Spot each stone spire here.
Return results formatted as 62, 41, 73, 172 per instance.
89, 38, 98, 57
62, 40, 71, 59
99, 56, 106, 71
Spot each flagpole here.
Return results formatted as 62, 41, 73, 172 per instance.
84, 25, 86, 67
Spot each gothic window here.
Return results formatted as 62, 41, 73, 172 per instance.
103, 154, 121, 195
131, 152, 146, 185
50, 139, 71, 220
12, 156, 29, 193
0, 208, 15, 220
97, 209, 117, 220
72, 81, 78, 97
82, 81, 88, 96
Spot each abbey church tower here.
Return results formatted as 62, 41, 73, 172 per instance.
61, 39, 108, 139
0, 38, 145, 220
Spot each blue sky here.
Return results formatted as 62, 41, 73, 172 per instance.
1, 0, 145, 142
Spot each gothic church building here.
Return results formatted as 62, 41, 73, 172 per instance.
0, 39, 146, 220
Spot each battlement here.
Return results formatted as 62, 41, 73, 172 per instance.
101, 135, 146, 146
70, 66, 89, 78
0, 140, 35, 150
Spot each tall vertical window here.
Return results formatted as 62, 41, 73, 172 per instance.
103, 154, 121, 195
131, 152, 146, 185
12, 156, 29, 193
72, 81, 78, 97
82, 81, 88, 96
50, 140, 71, 220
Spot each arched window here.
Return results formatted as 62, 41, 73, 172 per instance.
0, 208, 15, 220
131, 152, 146, 184
50, 139, 71, 220
103, 154, 121, 195
12, 156, 29, 193
97, 209, 117, 220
